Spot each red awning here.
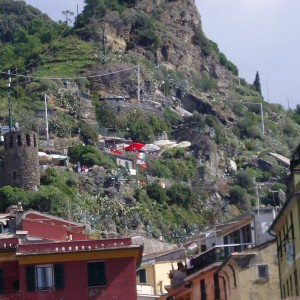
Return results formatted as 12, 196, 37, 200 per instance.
110, 148, 123, 155
124, 142, 145, 151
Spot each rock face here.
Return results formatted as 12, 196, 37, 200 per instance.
98, 0, 234, 93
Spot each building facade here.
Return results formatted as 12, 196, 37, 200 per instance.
163, 208, 280, 300
0, 209, 143, 300
215, 239, 280, 300
269, 145, 300, 299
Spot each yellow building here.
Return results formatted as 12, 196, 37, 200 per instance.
137, 248, 186, 299
215, 239, 280, 300
132, 235, 185, 300
269, 145, 300, 299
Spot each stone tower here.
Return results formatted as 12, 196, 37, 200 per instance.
1, 131, 39, 190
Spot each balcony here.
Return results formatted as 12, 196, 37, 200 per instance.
186, 246, 227, 276
137, 283, 154, 295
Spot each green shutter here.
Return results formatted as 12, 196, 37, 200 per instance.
88, 262, 107, 286
138, 269, 146, 283
54, 264, 64, 290
26, 266, 35, 291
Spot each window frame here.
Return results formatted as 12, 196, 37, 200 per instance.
35, 265, 55, 291
138, 268, 147, 284
256, 264, 269, 281
87, 261, 107, 287
26, 264, 64, 292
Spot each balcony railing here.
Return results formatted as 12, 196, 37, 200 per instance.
186, 246, 228, 276
136, 283, 154, 295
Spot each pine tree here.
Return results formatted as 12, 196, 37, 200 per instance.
253, 71, 262, 95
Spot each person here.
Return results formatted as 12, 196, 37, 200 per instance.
177, 261, 185, 272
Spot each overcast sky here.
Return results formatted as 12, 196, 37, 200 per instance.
25, 0, 299, 108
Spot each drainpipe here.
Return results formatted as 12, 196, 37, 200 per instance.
152, 264, 157, 296
269, 229, 282, 299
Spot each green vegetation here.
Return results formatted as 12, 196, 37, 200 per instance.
0, 0, 300, 244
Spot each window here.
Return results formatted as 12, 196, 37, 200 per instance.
290, 212, 295, 239
294, 269, 299, 296
26, 134, 31, 146
36, 266, 54, 290
26, 264, 64, 291
290, 275, 293, 297
257, 265, 269, 280
9, 135, 14, 147
87, 261, 107, 287
138, 269, 146, 283
17, 134, 22, 146
12, 171, 17, 180
200, 279, 207, 300
0, 269, 4, 294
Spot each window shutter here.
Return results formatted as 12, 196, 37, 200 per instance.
54, 264, 64, 290
0, 269, 4, 294
26, 266, 36, 291
88, 262, 107, 286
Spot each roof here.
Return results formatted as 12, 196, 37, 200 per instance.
23, 210, 86, 231
142, 248, 185, 263
131, 235, 177, 255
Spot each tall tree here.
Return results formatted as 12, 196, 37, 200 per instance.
253, 71, 262, 95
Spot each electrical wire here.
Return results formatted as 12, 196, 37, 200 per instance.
0, 65, 139, 81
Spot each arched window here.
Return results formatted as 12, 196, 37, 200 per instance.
26, 134, 31, 146
9, 135, 14, 147
12, 171, 17, 180
17, 134, 22, 146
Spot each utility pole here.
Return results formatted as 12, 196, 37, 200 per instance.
7, 70, 13, 131
16, 67, 19, 100
102, 27, 106, 55
44, 94, 49, 140
260, 102, 265, 135
137, 65, 140, 101
255, 180, 260, 213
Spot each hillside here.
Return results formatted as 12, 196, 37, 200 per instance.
0, 0, 299, 242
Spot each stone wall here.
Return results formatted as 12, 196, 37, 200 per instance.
2, 131, 39, 190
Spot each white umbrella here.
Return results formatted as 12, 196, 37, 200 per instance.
154, 140, 176, 147
140, 144, 160, 152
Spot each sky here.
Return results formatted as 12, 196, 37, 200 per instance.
25, 0, 299, 109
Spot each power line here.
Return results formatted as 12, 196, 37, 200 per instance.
0, 24, 68, 77
0, 65, 139, 80
222, 98, 265, 135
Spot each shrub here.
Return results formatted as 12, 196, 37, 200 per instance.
163, 107, 181, 125
78, 121, 99, 144
229, 185, 247, 205
0, 186, 30, 212
166, 183, 196, 209
146, 182, 167, 204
